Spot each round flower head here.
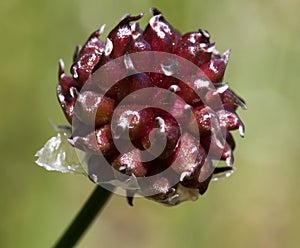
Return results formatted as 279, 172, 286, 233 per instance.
37, 8, 246, 206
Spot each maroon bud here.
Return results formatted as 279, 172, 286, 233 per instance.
112, 149, 147, 177
107, 14, 144, 58
170, 133, 206, 181
142, 115, 180, 159
111, 106, 155, 141
189, 106, 218, 136
143, 8, 180, 52
217, 107, 245, 137
199, 50, 230, 83
78, 26, 106, 57
220, 88, 247, 110
72, 124, 116, 155
71, 53, 101, 86
75, 90, 116, 127
175, 31, 213, 69
57, 59, 79, 123
181, 29, 211, 45
175, 42, 201, 64
125, 27, 152, 53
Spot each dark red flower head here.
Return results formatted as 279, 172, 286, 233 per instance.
57, 8, 246, 206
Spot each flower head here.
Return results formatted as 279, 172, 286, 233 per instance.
36, 8, 246, 206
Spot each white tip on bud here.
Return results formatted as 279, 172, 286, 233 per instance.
104, 38, 113, 56
239, 123, 245, 138
99, 24, 106, 35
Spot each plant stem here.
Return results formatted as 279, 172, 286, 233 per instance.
53, 185, 112, 248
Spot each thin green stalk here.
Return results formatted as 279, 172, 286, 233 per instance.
53, 186, 112, 248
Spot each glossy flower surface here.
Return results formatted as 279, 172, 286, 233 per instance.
36, 8, 246, 206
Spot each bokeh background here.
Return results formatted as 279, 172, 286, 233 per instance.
1, 0, 300, 247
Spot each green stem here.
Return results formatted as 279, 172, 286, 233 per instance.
53, 185, 113, 248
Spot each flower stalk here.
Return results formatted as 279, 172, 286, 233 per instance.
54, 186, 112, 248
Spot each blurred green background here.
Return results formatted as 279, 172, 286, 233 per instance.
1, 0, 300, 247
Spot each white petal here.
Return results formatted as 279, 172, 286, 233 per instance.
35, 130, 85, 174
